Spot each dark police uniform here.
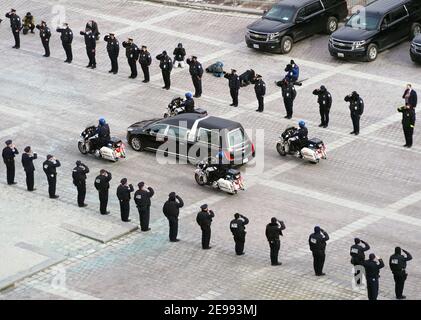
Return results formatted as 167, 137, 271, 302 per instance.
94, 171, 112, 214
72, 162, 89, 207
277, 80, 296, 119
116, 183, 134, 222
156, 53, 173, 89
80, 31, 96, 68
2, 144, 19, 184
313, 87, 332, 127
21, 151, 37, 191
254, 78, 266, 112
398, 107, 416, 148
345, 93, 364, 135
181, 98, 195, 113
162, 194, 184, 241
36, 23, 51, 57
308, 228, 329, 276
139, 49, 152, 82
56, 26, 73, 62
122, 41, 140, 78
229, 214, 249, 255
265, 220, 286, 265
196, 208, 215, 249
5, 11, 21, 48
186, 58, 203, 97
104, 35, 119, 74
42, 158, 61, 198
97, 123, 110, 149
173, 45, 186, 67
350, 241, 370, 284
134, 186, 155, 231
363, 258, 384, 300
389, 249, 412, 299
224, 72, 240, 107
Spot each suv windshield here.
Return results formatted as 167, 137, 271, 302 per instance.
346, 11, 380, 31
264, 5, 297, 23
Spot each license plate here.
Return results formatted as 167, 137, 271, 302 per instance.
337, 53, 345, 58
253, 44, 259, 49
243, 158, 249, 163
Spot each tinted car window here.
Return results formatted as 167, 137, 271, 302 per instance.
149, 124, 167, 135
265, 4, 297, 22
168, 126, 188, 140
304, 1, 324, 17
346, 11, 381, 31
388, 6, 408, 23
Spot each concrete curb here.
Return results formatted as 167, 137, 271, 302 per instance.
140, 0, 264, 15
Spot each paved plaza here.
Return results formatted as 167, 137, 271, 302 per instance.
0, 0, 420, 300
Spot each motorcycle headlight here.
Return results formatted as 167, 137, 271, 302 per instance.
352, 40, 366, 50
268, 32, 280, 41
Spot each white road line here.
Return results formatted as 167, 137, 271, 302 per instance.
387, 190, 421, 211
31, 282, 101, 300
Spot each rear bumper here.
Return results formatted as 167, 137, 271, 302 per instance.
245, 35, 281, 52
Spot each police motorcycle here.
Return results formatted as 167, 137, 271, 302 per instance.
163, 95, 208, 118
78, 125, 126, 162
276, 125, 327, 164
195, 157, 245, 195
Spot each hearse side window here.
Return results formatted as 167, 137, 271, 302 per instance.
304, 1, 324, 17
150, 124, 168, 135
228, 128, 246, 147
197, 128, 220, 146
388, 6, 408, 24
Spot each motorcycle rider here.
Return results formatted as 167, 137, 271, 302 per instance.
95, 118, 111, 150
181, 92, 195, 113
289, 120, 308, 153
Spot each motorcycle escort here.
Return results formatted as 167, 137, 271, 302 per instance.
78, 125, 126, 162
163, 97, 208, 118
276, 126, 327, 164
194, 159, 245, 195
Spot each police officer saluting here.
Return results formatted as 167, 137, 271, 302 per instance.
224, 69, 240, 107
186, 56, 203, 98
350, 238, 370, 284
163, 192, 184, 242
104, 33, 119, 74
313, 85, 332, 128
116, 178, 134, 222
399, 84, 417, 148
389, 247, 412, 299
122, 38, 139, 79
276, 79, 296, 119
5, 9, 21, 49
309, 226, 329, 276
156, 51, 173, 90
229, 213, 249, 255
21, 146, 37, 191
94, 169, 112, 215
72, 160, 89, 207
2, 140, 19, 185
196, 204, 215, 249
345, 91, 364, 135
36, 21, 51, 57
363, 253, 384, 300
265, 218, 286, 266
56, 23, 73, 63
139, 45, 152, 83
80, 29, 96, 69
134, 182, 155, 232
43, 154, 61, 199
254, 74, 266, 112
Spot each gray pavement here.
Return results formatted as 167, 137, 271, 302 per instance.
0, 0, 421, 300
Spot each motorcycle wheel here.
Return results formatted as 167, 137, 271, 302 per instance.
276, 143, 286, 156
78, 142, 88, 155
195, 173, 206, 186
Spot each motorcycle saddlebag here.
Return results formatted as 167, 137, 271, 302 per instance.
307, 138, 324, 149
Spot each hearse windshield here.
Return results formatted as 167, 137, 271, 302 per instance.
346, 11, 381, 31
264, 4, 297, 23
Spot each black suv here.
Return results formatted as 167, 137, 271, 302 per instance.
245, 0, 348, 54
410, 34, 421, 62
329, 0, 421, 62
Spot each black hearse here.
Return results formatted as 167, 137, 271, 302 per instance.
245, 0, 348, 54
127, 114, 255, 165
329, 0, 421, 62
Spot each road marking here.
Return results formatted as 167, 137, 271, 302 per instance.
31, 281, 101, 300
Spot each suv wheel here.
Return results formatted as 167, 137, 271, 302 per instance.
280, 36, 293, 54
411, 23, 421, 40
366, 44, 378, 62
326, 17, 338, 34
130, 136, 144, 151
